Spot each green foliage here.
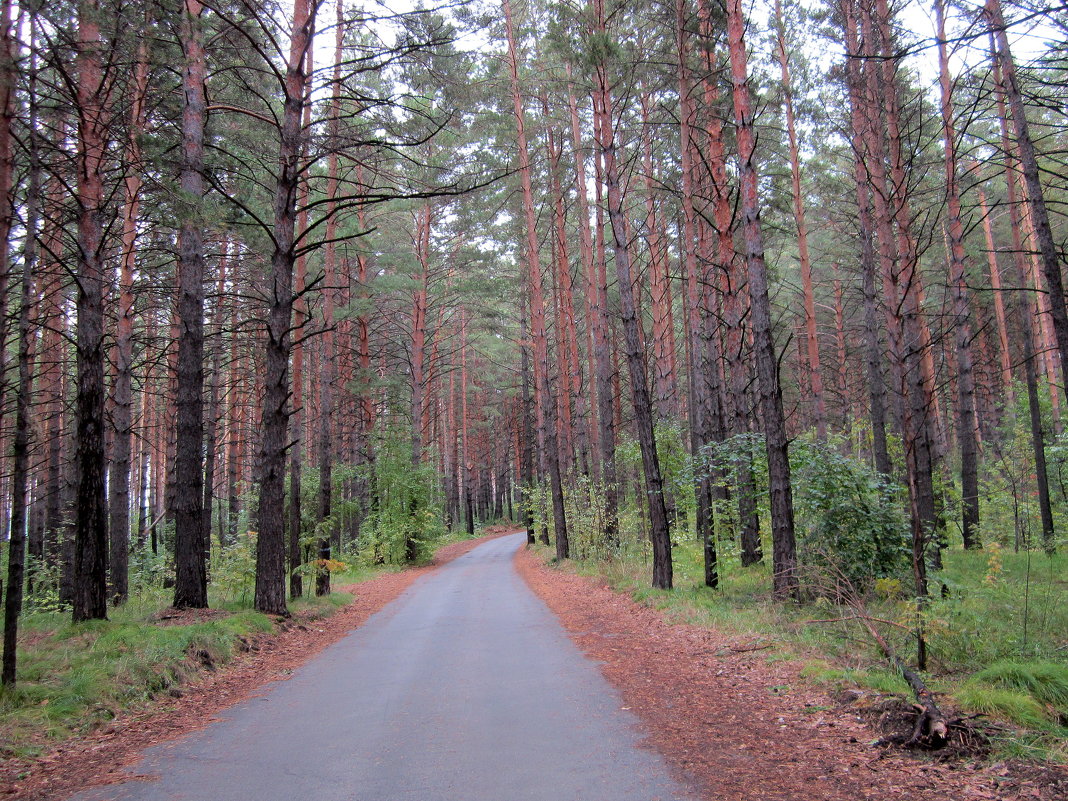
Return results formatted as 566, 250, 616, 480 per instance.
212, 535, 259, 608
361, 425, 448, 565
789, 440, 910, 590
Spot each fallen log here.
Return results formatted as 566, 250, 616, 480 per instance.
849, 607, 948, 747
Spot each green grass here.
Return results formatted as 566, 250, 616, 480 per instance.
541, 538, 1068, 762
0, 607, 275, 758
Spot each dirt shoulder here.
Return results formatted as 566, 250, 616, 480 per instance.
514, 546, 1068, 801
0, 530, 517, 801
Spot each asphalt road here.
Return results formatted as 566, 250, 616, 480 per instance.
69, 533, 700, 801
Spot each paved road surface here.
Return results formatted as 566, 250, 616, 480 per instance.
70, 533, 700, 801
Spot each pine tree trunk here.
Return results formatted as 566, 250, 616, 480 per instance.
503, 0, 568, 558
984, 23, 1056, 550
173, 0, 209, 609
316, 0, 344, 596
935, 0, 980, 550
3, 59, 39, 683
774, 0, 824, 439
72, 0, 110, 622
842, 1, 891, 478
726, 0, 797, 598
255, 0, 315, 617
676, 0, 715, 579
594, 5, 671, 588
987, 0, 1068, 419
108, 31, 148, 606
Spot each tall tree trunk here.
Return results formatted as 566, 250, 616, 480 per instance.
3, 50, 39, 683
73, 0, 110, 622
173, 0, 209, 609
255, 0, 314, 617
288, 30, 315, 596
503, 0, 568, 558
987, 0, 1068, 416
594, 0, 672, 589
726, 0, 797, 598
985, 23, 1056, 551
676, 0, 715, 579
317, 0, 344, 596
842, 0, 891, 478
773, 0, 824, 439
108, 29, 149, 606
935, 0, 980, 550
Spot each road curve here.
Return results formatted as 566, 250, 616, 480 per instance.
69, 533, 701, 801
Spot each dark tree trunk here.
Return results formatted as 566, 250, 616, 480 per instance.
843, 1, 890, 476
503, 0, 567, 558
593, 34, 673, 589
3, 58, 39, 683
727, 0, 797, 598
987, 0, 1068, 434
255, 0, 314, 617
73, 0, 110, 623
520, 304, 536, 546
173, 0, 209, 609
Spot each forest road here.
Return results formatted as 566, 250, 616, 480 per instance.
67, 533, 702, 801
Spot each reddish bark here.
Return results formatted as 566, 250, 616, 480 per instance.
774, 0, 824, 439
503, 0, 568, 558
935, 0, 980, 550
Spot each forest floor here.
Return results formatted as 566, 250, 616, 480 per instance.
514, 545, 1068, 801
0, 527, 516, 801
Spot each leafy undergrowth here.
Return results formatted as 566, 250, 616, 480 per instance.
559, 540, 1068, 764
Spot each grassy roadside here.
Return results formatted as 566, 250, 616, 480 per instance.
535, 540, 1068, 764
0, 528, 501, 762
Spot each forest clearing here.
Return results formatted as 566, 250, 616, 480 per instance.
0, 0, 1067, 796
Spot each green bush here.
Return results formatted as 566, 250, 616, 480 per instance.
790, 440, 910, 591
